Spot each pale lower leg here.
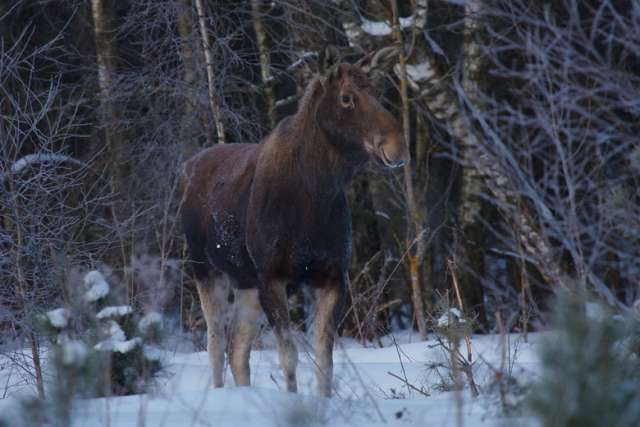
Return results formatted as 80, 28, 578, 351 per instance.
230, 288, 261, 386
314, 284, 343, 397
196, 276, 230, 388
275, 328, 298, 392
259, 282, 298, 392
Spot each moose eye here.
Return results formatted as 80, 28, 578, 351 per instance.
340, 93, 354, 109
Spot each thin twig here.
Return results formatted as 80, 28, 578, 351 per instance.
387, 371, 430, 397
448, 259, 473, 363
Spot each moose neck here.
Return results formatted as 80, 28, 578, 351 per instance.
260, 76, 368, 208
287, 115, 365, 197
288, 79, 367, 189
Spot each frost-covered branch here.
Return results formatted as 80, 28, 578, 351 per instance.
459, 0, 640, 309
0, 154, 87, 183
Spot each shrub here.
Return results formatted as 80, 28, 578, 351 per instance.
2, 270, 165, 427
528, 296, 640, 427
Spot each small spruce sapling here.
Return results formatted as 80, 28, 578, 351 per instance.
4, 270, 165, 427
42, 270, 164, 398
527, 295, 640, 427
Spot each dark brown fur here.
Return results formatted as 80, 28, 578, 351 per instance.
181, 63, 407, 396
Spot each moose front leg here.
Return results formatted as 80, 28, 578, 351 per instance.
259, 281, 298, 392
313, 275, 345, 397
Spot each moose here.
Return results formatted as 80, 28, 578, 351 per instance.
180, 59, 408, 396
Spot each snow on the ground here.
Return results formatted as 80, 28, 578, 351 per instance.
0, 332, 541, 427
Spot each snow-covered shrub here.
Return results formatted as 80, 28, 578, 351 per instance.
8, 268, 166, 427
528, 296, 640, 427
43, 270, 164, 398
45, 308, 71, 329
83, 270, 110, 302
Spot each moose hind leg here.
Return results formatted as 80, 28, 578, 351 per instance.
196, 273, 230, 388
230, 288, 261, 386
313, 277, 345, 397
259, 282, 298, 392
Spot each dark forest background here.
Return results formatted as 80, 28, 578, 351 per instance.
1, 0, 638, 359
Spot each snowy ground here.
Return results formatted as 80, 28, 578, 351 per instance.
0, 331, 543, 427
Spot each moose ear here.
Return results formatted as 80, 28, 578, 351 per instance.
319, 45, 341, 75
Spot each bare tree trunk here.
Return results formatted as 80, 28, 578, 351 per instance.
391, 0, 428, 341
91, 0, 126, 198
457, 0, 487, 323
250, 0, 276, 128
91, 0, 131, 285
406, 19, 563, 290
177, 0, 196, 92
460, 0, 485, 227
176, 0, 206, 151
415, 115, 434, 313
194, 0, 225, 144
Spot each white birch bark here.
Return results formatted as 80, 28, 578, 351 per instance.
194, 0, 225, 144
250, 0, 276, 128
395, 9, 564, 289
459, 0, 484, 228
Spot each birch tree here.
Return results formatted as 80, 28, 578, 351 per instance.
465, 0, 640, 309
194, 0, 225, 144
250, 0, 276, 128
91, 0, 127, 213
456, 0, 488, 321
176, 0, 201, 152
390, 4, 564, 298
